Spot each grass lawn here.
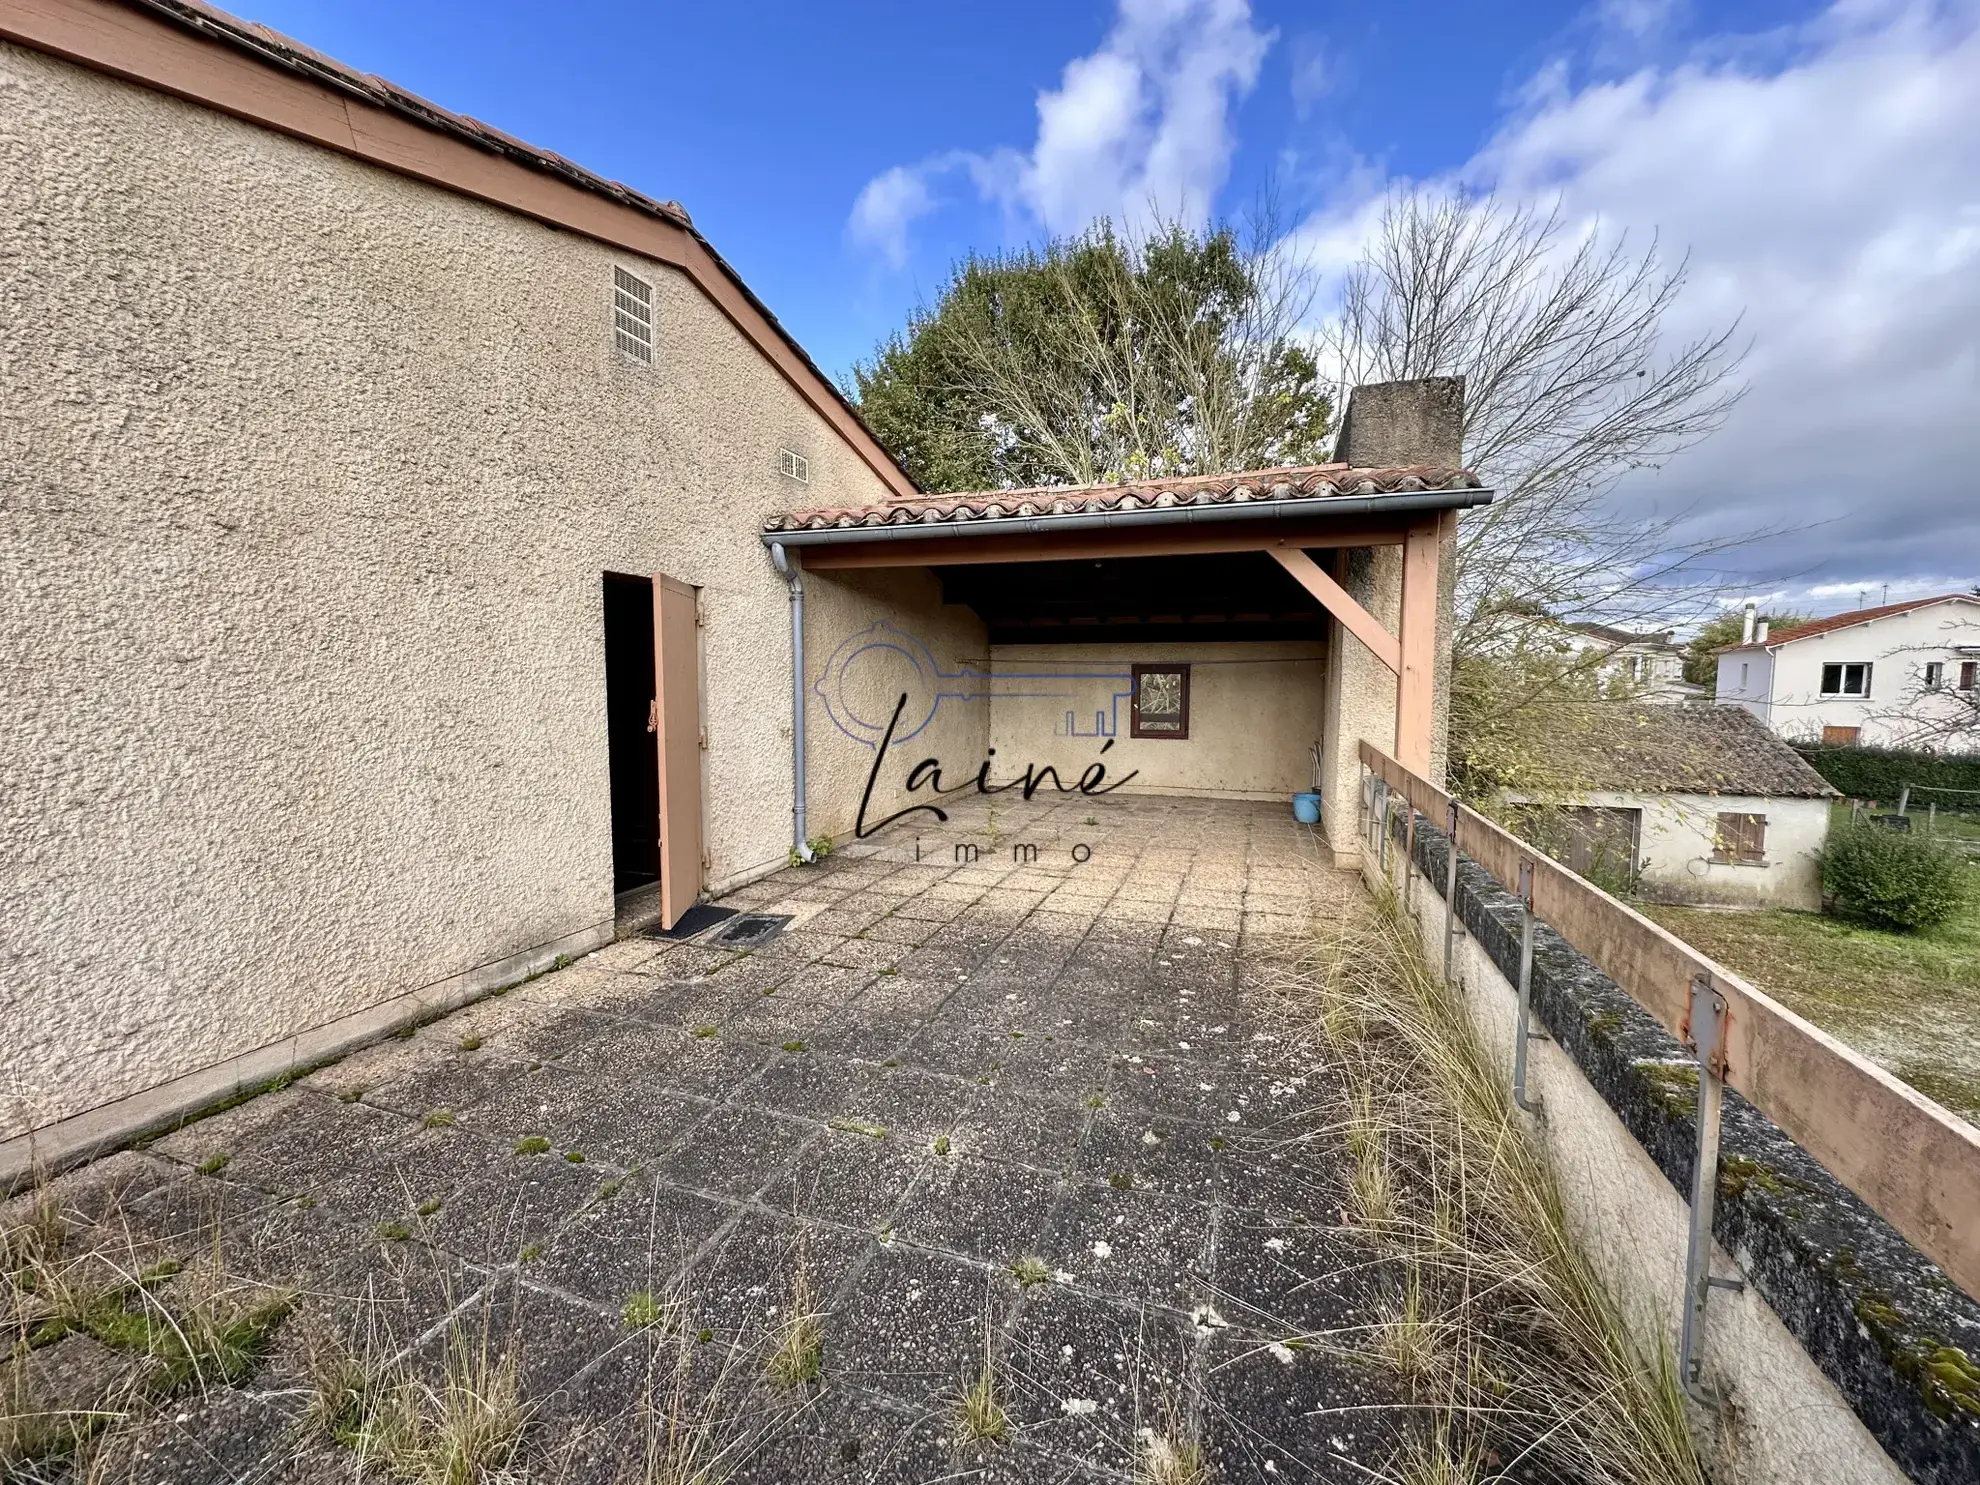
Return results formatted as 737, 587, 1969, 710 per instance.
1645, 882, 1980, 1126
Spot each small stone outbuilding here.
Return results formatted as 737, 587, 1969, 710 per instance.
1502, 704, 1838, 909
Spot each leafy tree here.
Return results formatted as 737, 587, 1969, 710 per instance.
851, 219, 1332, 492
1681, 610, 1803, 690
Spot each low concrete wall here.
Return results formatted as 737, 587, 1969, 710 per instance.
1366, 805, 1977, 1484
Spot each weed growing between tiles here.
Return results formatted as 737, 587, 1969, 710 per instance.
1, 1163, 295, 1478
1264, 886, 1708, 1485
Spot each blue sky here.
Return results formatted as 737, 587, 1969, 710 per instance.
238, 0, 1979, 613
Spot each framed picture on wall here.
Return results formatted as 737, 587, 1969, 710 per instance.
1131, 664, 1190, 740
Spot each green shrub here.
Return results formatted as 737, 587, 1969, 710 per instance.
1796, 742, 1980, 803
1820, 818, 1969, 932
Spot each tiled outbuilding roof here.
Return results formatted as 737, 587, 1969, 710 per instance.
1518, 704, 1838, 799
761, 462, 1482, 533
1719, 594, 1979, 652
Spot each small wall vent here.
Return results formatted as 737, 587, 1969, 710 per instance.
614, 267, 653, 363
779, 448, 810, 483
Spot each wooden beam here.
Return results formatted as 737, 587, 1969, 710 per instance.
1395, 519, 1441, 775
795, 521, 1409, 572
1268, 549, 1401, 674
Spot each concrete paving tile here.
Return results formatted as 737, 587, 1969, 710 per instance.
529, 1173, 741, 1308
455, 1062, 705, 1169
561, 1021, 776, 1100
1199, 1328, 1400, 1482
1071, 1106, 1223, 1206
84, 1382, 304, 1485
801, 1006, 926, 1064
743, 1050, 890, 1124
891, 1152, 1063, 1266
416, 1271, 623, 1408
825, 1241, 1010, 1403
816, 937, 911, 973
998, 1284, 1196, 1475
1038, 1181, 1212, 1310
773, 1125, 929, 1234
679, 1207, 873, 1344
360, 1044, 527, 1122
654, 1104, 815, 1201
1209, 1209, 1376, 1339
946, 1085, 1092, 1173
426, 1146, 603, 1268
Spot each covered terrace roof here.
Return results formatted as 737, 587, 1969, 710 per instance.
760, 462, 1488, 542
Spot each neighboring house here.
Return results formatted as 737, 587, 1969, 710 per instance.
1716, 595, 1980, 751
2, 4, 1489, 1163
1561, 621, 1704, 704
1502, 705, 1837, 910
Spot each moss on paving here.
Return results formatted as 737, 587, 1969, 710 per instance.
1646, 886, 1980, 1124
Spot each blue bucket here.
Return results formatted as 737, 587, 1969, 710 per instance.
1292, 792, 1322, 824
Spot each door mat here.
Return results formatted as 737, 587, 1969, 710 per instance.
644, 904, 738, 941
705, 913, 793, 951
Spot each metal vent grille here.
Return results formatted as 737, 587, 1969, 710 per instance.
614, 267, 653, 363
779, 448, 809, 483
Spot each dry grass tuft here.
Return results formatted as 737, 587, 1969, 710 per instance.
1264, 883, 1706, 1485
949, 1323, 1009, 1450
764, 1261, 823, 1390
1135, 1428, 1211, 1485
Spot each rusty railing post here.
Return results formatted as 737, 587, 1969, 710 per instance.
1443, 799, 1461, 983
1512, 859, 1543, 1114
1402, 801, 1416, 909
1680, 971, 1744, 1404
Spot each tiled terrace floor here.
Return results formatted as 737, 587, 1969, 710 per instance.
9, 796, 1398, 1482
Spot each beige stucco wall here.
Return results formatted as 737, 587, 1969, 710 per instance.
987, 642, 1326, 801
800, 567, 990, 844
1320, 548, 1404, 861
0, 45, 908, 1135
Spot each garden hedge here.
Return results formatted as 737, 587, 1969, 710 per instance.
1794, 742, 1980, 805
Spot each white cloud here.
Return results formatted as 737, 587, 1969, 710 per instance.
847, 165, 937, 270
846, 0, 1271, 262
1303, 0, 1980, 602
1289, 32, 1331, 118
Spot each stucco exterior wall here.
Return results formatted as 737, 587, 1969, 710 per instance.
1635, 793, 1829, 910
1320, 547, 1403, 862
800, 568, 990, 843
0, 46, 903, 1134
986, 642, 1326, 802
1500, 792, 1830, 911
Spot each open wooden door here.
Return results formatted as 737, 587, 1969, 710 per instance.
652, 574, 703, 930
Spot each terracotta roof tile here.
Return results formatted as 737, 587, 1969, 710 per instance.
1720, 594, 1979, 652
761, 462, 1482, 533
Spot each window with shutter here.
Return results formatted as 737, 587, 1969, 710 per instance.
1713, 812, 1767, 865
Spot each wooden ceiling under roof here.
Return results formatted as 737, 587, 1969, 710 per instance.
932, 551, 1329, 645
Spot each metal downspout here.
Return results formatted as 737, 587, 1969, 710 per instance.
769, 543, 813, 863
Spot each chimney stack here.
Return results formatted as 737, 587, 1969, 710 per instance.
1333, 377, 1465, 468
1757, 620, 1770, 644
1742, 600, 1757, 644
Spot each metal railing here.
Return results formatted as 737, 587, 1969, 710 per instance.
1358, 741, 1980, 1400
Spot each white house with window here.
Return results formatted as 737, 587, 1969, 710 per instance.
1715, 594, 1980, 752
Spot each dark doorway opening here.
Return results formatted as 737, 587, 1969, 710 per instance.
602, 573, 660, 894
